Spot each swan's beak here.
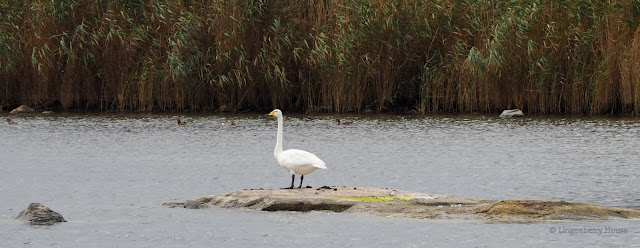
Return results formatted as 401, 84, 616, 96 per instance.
268, 111, 275, 116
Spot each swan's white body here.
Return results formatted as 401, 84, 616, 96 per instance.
276, 149, 326, 175
269, 109, 326, 188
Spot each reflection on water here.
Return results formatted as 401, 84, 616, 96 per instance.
1, 113, 639, 247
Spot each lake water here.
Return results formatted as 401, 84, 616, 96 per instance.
1, 113, 639, 247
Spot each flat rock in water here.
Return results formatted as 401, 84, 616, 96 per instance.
10, 105, 36, 114
163, 187, 640, 223
499, 109, 524, 118
15, 203, 66, 225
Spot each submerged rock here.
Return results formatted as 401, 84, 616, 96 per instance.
499, 109, 524, 118
10, 105, 36, 114
165, 187, 640, 223
15, 203, 66, 225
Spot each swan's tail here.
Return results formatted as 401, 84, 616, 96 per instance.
314, 162, 327, 170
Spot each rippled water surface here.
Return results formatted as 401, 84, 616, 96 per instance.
1, 113, 639, 247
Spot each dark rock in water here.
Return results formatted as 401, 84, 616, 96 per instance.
10, 105, 36, 114
499, 109, 524, 118
15, 203, 66, 225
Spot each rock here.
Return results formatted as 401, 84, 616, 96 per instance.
42, 111, 55, 114
15, 203, 66, 225
162, 202, 186, 208
475, 199, 640, 221
165, 187, 640, 223
499, 109, 524, 118
10, 105, 36, 114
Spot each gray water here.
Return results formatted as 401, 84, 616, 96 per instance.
1, 113, 639, 247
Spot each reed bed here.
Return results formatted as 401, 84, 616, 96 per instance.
1, 0, 639, 115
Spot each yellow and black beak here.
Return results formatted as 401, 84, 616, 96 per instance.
268, 111, 275, 116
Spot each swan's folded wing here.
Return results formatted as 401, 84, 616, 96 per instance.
279, 149, 327, 174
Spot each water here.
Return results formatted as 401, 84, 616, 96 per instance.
1, 113, 639, 247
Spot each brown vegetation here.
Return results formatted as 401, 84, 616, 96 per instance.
1, 0, 640, 115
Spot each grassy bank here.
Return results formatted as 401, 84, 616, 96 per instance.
1, 0, 640, 115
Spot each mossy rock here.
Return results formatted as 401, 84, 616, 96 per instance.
165, 187, 640, 223
475, 199, 640, 221
15, 203, 66, 225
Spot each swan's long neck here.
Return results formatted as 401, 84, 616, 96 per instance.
274, 115, 284, 158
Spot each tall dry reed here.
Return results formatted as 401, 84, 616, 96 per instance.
1, 0, 639, 115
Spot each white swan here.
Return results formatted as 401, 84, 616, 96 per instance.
269, 109, 326, 189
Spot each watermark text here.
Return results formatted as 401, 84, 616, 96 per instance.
549, 226, 628, 235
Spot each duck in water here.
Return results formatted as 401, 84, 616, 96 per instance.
336, 119, 353, 125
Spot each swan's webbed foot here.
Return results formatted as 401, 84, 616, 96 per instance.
281, 174, 295, 189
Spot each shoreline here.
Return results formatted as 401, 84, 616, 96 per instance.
3, 109, 640, 119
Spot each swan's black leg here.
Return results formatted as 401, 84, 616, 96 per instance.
298, 175, 304, 188
282, 174, 295, 189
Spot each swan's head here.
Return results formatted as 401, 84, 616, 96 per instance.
268, 109, 283, 118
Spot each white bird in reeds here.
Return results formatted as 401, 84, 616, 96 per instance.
269, 109, 326, 189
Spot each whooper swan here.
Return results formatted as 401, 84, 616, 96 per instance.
269, 109, 326, 189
